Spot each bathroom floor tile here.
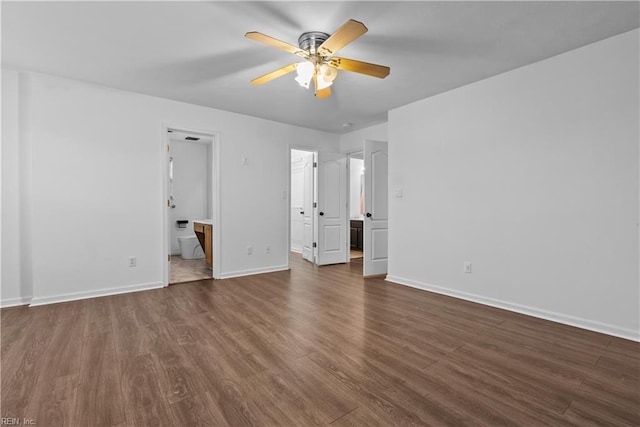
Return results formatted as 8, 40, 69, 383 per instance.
170, 255, 211, 284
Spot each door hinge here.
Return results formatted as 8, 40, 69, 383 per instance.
313, 202, 317, 208
167, 199, 171, 207
168, 254, 171, 262
313, 162, 317, 168
167, 144, 170, 152
313, 242, 317, 248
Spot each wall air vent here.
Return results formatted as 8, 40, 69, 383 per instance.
185, 136, 200, 141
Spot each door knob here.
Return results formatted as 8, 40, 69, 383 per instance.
300, 211, 304, 215
366, 212, 372, 218
319, 212, 325, 216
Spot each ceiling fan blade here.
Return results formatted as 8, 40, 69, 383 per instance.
312, 72, 332, 98
317, 19, 368, 57
251, 63, 298, 85
316, 86, 332, 99
329, 57, 390, 79
245, 32, 307, 58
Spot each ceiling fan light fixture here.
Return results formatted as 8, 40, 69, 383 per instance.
317, 75, 333, 90
319, 63, 338, 82
246, 19, 389, 98
295, 61, 314, 88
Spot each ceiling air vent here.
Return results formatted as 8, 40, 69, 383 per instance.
185, 136, 200, 141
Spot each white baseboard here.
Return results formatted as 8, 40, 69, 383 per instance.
0, 296, 33, 308
219, 265, 289, 279
385, 275, 640, 343
28, 281, 165, 307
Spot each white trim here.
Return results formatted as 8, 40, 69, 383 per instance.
1, 296, 33, 308
28, 281, 164, 307
385, 275, 640, 343
219, 265, 289, 280
287, 146, 319, 268
161, 124, 222, 284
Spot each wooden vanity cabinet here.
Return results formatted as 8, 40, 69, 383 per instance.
350, 220, 363, 250
193, 221, 212, 268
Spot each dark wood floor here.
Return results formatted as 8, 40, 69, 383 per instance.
1, 255, 639, 426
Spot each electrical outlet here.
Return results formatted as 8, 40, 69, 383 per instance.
464, 261, 472, 274
247, 246, 253, 255
129, 256, 137, 267
266, 245, 271, 254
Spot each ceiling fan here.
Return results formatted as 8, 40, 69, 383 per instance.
245, 19, 390, 99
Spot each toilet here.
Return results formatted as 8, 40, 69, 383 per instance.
177, 236, 205, 259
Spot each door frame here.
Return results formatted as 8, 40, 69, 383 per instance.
161, 124, 222, 284
286, 146, 318, 268
347, 151, 363, 266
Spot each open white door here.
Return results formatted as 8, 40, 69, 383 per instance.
301, 151, 315, 263
364, 140, 388, 276
316, 152, 348, 266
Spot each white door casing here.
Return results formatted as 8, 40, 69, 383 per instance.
301, 151, 315, 263
290, 156, 304, 253
364, 140, 389, 276
316, 152, 348, 266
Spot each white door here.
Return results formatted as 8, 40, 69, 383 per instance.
363, 140, 388, 276
316, 152, 348, 266
301, 152, 315, 263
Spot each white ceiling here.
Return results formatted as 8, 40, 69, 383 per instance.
2, 1, 638, 134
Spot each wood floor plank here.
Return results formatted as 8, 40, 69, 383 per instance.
110, 303, 145, 360
329, 407, 390, 427
564, 395, 640, 426
1, 254, 638, 426
74, 333, 125, 426
447, 343, 580, 414
268, 356, 361, 423
119, 354, 172, 426
26, 373, 79, 427
2, 309, 56, 419
43, 313, 85, 379
167, 392, 230, 426
83, 297, 114, 338
239, 368, 329, 426
416, 359, 576, 425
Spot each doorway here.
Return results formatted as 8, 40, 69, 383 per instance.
288, 141, 388, 276
288, 147, 350, 268
290, 149, 316, 263
349, 152, 364, 261
162, 126, 220, 285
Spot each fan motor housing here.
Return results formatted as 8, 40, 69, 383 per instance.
298, 31, 330, 54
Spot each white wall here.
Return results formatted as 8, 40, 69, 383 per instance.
340, 122, 387, 154
349, 158, 364, 219
1, 70, 339, 305
388, 29, 640, 340
1, 71, 31, 306
168, 140, 209, 255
